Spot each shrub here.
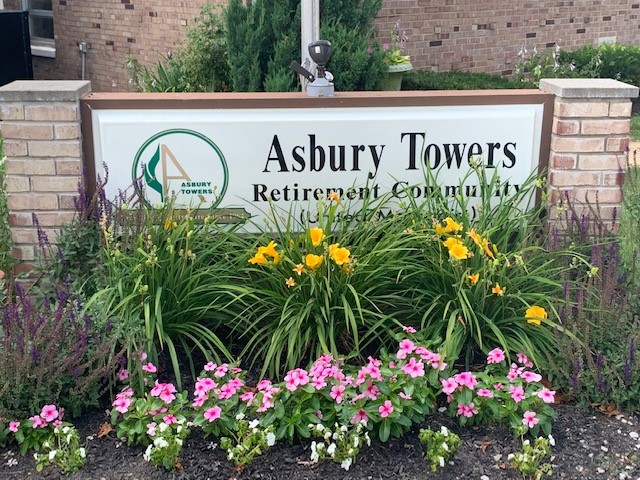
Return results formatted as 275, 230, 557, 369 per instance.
402, 70, 518, 91
127, 3, 230, 92
561, 43, 640, 87
0, 285, 123, 419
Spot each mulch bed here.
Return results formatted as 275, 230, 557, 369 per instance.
1, 404, 639, 480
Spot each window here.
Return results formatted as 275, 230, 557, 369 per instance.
22, 0, 55, 57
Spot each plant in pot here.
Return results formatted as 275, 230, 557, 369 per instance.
382, 22, 412, 91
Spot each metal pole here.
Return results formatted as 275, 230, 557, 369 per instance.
300, 0, 319, 91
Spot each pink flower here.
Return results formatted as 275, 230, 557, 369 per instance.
194, 377, 217, 397
192, 396, 206, 408
399, 392, 412, 400
204, 362, 217, 371
140, 352, 148, 362
378, 400, 394, 418
240, 391, 255, 403
228, 378, 245, 389
330, 385, 345, 404
118, 369, 129, 381
40, 405, 59, 423
441, 377, 459, 394
402, 357, 425, 378
29, 415, 47, 429
351, 409, 369, 424
509, 385, 525, 403
162, 414, 177, 425
388, 361, 396, 369
9, 421, 20, 432
454, 371, 478, 390
537, 387, 556, 404
486, 348, 506, 364
214, 364, 229, 378
522, 410, 539, 428
312, 377, 327, 390
142, 363, 157, 373
112, 397, 131, 414
284, 368, 310, 392
146, 422, 157, 436
494, 383, 504, 391
150, 381, 177, 403
517, 353, 534, 368
218, 383, 237, 399
257, 379, 272, 391
477, 388, 494, 398
364, 382, 380, 401
456, 402, 478, 418
316, 410, 323, 419
507, 363, 523, 381
396, 339, 416, 359
520, 371, 542, 383
231, 367, 243, 374
401, 325, 417, 334
204, 406, 222, 422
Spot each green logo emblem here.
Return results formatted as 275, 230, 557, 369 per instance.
132, 129, 228, 208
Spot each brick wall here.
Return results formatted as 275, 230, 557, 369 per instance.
1, 1, 637, 92
540, 78, 639, 228
376, 1, 640, 76
0, 80, 90, 272
33, 1, 227, 92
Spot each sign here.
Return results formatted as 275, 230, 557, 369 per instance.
86, 93, 551, 228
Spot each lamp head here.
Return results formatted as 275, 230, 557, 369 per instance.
308, 40, 332, 70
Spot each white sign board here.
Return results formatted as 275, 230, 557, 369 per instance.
90, 102, 546, 227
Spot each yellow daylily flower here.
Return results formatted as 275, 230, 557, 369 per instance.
249, 252, 267, 265
443, 237, 463, 249
525, 305, 548, 326
492, 283, 505, 296
467, 229, 483, 248
293, 264, 304, 275
309, 227, 325, 247
331, 246, 351, 265
467, 273, 479, 285
448, 243, 469, 260
285, 277, 296, 288
305, 253, 324, 270
434, 221, 446, 237
443, 217, 463, 233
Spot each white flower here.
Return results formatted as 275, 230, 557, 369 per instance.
67, 434, 73, 444
324, 431, 332, 441
440, 426, 449, 436
158, 422, 169, 433
176, 426, 182, 434
442, 442, 449, 451
353, 436, 360, 448
310, 451, 319, 463
249, 419, 259, 429
153, 437, 169, 449
340, 425, 348, 433
54, 427, 60, 435
548, 434, 556, 446
310, 441, 317, 453
439, 456, 445, 468
79, 448, 86, 458
507, 453, 515, 461
43, 441, 50, 449
62, 426, 71, 435
365, 432, 371, 446
236, 413, 246, 421
143, 446, 152, 462
341, 458, 352, 471
176, 438, 183, 446
523, 439, 530, 447
33, 453, 38, 461
227, 451, 234, 460
327, 443, 336, 455
315, 424, 324, 432
266, 432, 276, 447
48, 450, 57, 461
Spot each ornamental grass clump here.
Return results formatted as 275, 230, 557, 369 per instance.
392, 165, 571, 366
97, 198, 252, 389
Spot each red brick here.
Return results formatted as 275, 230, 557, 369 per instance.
581, 119, 630, 135
552, 119, 579, 135
550, 154, 576, 169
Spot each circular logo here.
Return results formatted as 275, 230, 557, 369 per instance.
132, 129, 228, 208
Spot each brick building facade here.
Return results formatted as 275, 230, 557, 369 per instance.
1, 1, 640, 92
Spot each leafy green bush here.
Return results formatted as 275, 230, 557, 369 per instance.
402, 70, 518, 91
127, 3, 230, 92
561, 43, 640, 87
630, 115, 640, 141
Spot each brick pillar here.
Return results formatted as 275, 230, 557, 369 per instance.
0, 80, 91, 272
540, 78, 639, 231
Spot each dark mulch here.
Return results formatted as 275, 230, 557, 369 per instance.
1, 404, 639, 480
